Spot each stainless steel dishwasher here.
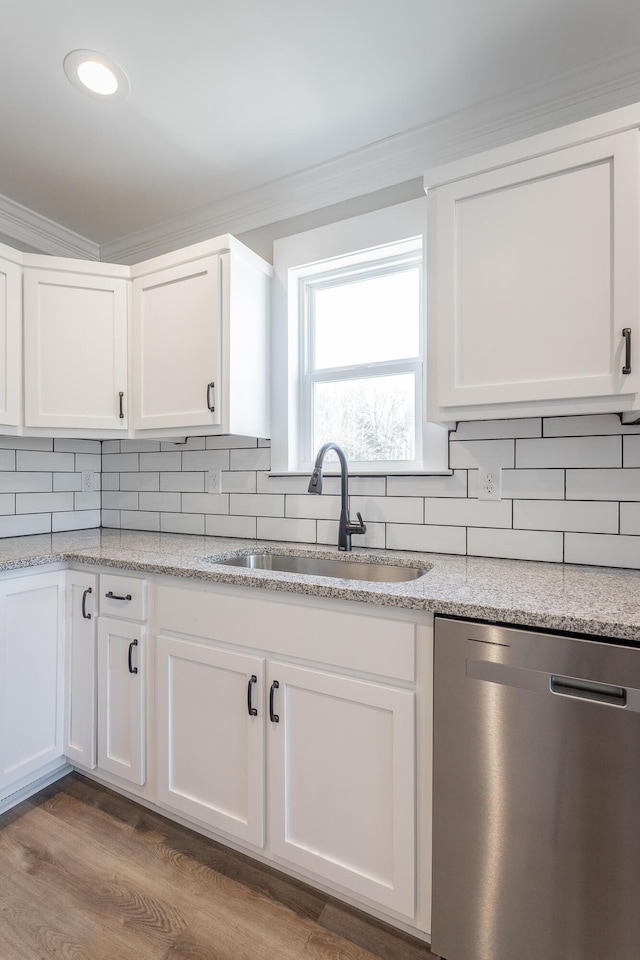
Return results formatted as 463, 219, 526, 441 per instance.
431, 615, 640, 960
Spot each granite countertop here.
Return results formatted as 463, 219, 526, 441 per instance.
2, 527, 640, 642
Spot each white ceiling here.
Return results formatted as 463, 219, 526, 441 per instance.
3, 0, 640, 260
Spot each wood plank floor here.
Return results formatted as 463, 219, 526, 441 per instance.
0, 774, 437, 960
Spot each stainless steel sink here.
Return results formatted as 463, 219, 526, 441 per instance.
209, 553, 429, 582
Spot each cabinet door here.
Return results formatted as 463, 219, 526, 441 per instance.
97, 617, 145, 785
133, 256, 222, 430
65, 572, 97, 769
0, 572, 64, 791
23, 269, 128, 429
156, 635, 265, 846
0, 257, 22, 428
428, 129, 640, 413
267, 661, 415, 917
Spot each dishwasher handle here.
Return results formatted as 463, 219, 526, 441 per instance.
550, 675, 627, 707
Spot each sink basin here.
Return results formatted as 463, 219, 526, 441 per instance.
209, 553, 429, 583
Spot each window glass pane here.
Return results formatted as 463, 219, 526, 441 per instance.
313, 374, 415, 462
313, 268, 419, 370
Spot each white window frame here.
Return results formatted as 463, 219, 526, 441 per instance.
271, 198, 448, 475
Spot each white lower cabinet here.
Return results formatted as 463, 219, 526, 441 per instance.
97, 617, 146, 785
267, 660, 416, 917
64, 571, 97, 769
0, 571, 65, 794
155, 635, 265, 845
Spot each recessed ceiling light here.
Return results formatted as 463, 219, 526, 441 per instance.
63, 50, 129, 101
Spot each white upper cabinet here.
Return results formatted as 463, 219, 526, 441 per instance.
23, 264, 129, 430
132, 236, 271, 438
0, 253, 22, 430
425, 115, 640, 424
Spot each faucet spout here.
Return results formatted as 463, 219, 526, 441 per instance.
307, 442, 366, 551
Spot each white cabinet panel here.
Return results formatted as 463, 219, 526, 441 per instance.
427, 129, 640, 420
64, 571, 97, 769
0, 572, 64, 791
23, 269, 128, 429
133, 256, 222, 431
156, 635, 265, 845
267, 660, 415, 917
97, 617, 145, 785
0, 256, 22, 429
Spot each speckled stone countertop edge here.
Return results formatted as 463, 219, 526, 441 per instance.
1, 529, 639, 643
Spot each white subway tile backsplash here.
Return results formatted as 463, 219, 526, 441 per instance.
103, 491, 139, 511
160, 472, 205, 492
230, 448, 271, 471
0, 513, 51, 537
0, 450, 15, 471
18, 451, 75, 472
350, 495, 422, 524
467, 528, 563, 562
564, 533, 640, 569
0, 472, 52, 493
516, 436, 621, 468
102, 440, 121, 454
425, 498, 512, 528
120, 510, 160, 531
139, 452, 181, 471
285, 494, 341, 520
75, 454, 102, 471
74, 492, 101, 511
120, 472, 160, 491
230, 494, 284, 517
221, 471, 257, 494
206, 435, 258, 449
256, 472, 312, 494
102, 453, 139, 473
206, 514, 257, 538
182, 450, 230, 471
54, 439, 102, 453
53, 509, 101, 532
161, 437, 206, 451
101, 510, 120, 527
513, 500, 618, 533
54, 473, 83, 492
566, 469, 640, 501
182, 493, 230, 515
138, 492, 182, 512
449, 439, 515, 470
452, 418, 541, 440
257, 516, 316, 543
120, 439, 162, 453
161, 512, 205, 535
543, 414, 640, 436
0, 495, 14, 515
620, 503, 640, 535
386, 523, 466, 554
101, 473, 120, 491
0, 437, 53, 451
623, 435, 640, 467
16, 492, 74, 514
387, 472, 466, 498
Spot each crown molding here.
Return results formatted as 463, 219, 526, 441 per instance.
5, 45, 640, 264
101, 46, 640, 263
0, 194, 99, 260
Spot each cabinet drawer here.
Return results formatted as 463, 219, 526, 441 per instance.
157, 584, 416, 682
99, 573, 147, 622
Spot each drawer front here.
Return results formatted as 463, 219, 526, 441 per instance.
156, 584, 416, 682
100, 573, 147, 622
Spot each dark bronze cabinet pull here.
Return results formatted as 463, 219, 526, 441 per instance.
81, 586, 92, 620
622, 328, 632, 375
105, 590, 132, 601
247, 675, 258, 716
269, 680, 280, 723
206, 381, 215, 412
128, 638, 139, 675
119, 391, 125, 418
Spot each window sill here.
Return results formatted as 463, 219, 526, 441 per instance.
267, 470, 454, 479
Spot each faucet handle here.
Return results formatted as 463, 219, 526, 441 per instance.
347, 512, 366, 536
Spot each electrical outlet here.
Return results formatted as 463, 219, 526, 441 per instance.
81, 470, 95, 493
477, 465, 502, 501
207, 468, 222, 494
